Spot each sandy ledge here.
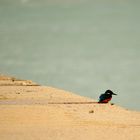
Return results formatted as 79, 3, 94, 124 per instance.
0, 75, 140, 140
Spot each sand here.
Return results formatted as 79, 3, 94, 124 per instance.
0, 75, 140, 140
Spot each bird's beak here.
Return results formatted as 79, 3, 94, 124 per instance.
113, 93, 117, 95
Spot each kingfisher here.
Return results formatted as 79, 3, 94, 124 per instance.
98, 90, 117, 103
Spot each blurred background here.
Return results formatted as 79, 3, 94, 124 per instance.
0, 0, 140, 110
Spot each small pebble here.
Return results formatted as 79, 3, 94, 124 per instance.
89, 110, 94, 113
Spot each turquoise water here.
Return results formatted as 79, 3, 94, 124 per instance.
0, 0, 140, 110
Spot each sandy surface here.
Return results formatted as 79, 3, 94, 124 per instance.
0, 75, 140, 140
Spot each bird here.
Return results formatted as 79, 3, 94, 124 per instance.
98, 90, 117, 103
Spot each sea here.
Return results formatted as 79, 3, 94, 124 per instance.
0, 0, 140, 111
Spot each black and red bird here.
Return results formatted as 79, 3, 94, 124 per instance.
98, 90, 117, 103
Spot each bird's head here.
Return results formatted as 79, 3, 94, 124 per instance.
105, 90, 117, 95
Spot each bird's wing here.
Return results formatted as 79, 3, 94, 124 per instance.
99, 94, 106, 102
